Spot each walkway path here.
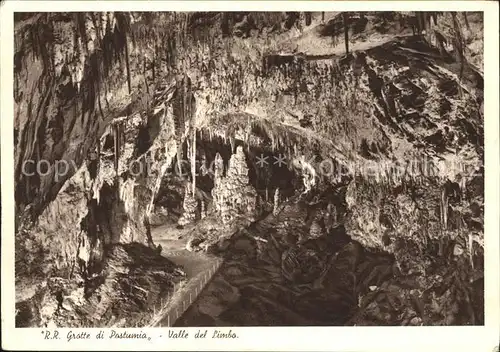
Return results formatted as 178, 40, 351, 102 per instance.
148, 224, 222, 327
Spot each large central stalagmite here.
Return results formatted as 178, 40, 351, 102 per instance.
212, 146, 258, 224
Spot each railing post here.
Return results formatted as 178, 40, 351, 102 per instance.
167, 313, 170, 327
189, 292, 192, 304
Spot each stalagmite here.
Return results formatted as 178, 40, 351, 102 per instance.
178, 183, 197, 226
214, 152, 224, 185
212, 146, 257, 224
230, 136, 235, 154
300, 159, 316, 194
273, 188, 280, 216
201, 200, 206, 219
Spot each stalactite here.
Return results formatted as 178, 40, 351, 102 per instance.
468, 233, 474, 269
305, 12, 312, 26
451, 12, 465, 96
230, 136, 235, 154
440, 186, 449, 230
182, 76, 188, 132
113, 123, 118, 176
463, 12, 471, 31
191, 128, 196, 196
124, 33, 132, 94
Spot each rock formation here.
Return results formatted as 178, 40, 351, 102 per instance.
273, 188, 280, 215
212, 146, 258, 224
178, 184, 198, 226
13, 11, 484, 327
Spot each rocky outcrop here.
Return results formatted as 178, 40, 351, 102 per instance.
343, 174, 484, 325
16, 243, 185, 328
178, 180, 483, 326
14, 63, 186, 326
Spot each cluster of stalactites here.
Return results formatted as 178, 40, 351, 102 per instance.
52, 13, 121, 90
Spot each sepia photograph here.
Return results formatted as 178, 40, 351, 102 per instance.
2, 3, 499, 350
11, 9, 488, 329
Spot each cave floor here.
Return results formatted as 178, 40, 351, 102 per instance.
150, 223, 221, 326
152, 223, 218, 277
